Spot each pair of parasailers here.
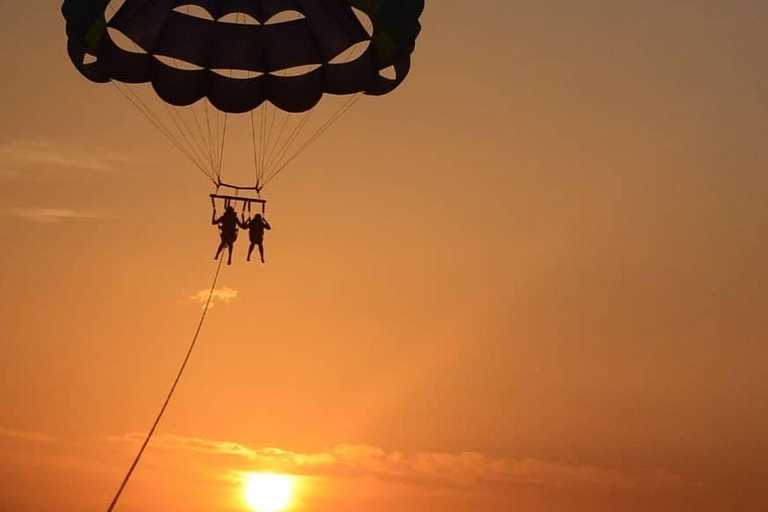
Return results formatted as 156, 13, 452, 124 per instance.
212, 206, 271, 266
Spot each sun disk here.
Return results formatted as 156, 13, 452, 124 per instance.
244, 473, 293, 512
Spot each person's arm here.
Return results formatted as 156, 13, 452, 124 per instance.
238, 215, 249, 229
211, 210, 217, 225
263, 218, 271, 230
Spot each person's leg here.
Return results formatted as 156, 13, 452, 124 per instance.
215, 241, 225, 260
226, 242, 233, 265
247, 243, 255, 261
258, 242, 265, 263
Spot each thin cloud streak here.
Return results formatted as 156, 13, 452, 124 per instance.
109, 433, 696, 493
2, 207, 108, 224
0, 427, 55, 443
0, 140, 137, 178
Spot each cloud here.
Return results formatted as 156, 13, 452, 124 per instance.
108, 434, 695, 494
0, 140, 135, 179
1, 207, 107, 224
0, 427, 55, 444
191, 287, 238, 308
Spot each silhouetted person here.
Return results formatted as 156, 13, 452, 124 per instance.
239, 213, 271, 263
212, 206, 239, 265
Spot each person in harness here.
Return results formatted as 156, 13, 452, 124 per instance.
240, 213, 271, 263
212, 205, 239, 265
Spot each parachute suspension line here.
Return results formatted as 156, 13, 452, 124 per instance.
263, 103, 279, 172
113, 85, 211, 181
111, 82, 215, 185
262, 110, 314, 182
164, 58, 215, 175
263, 93, 361, 187
188, 103, 217, 173
178, 104, 216, 176
162, 102, 215, 178
250, 110, 261, 190
214, 108, 224, 178
104, 257, 225, 512
112, 83, 182, 160
215, 34, 243, 186
260, 68, 311, 179
259, 103, 269, 182
253, 105, 262, 182
215, 113, 229, 184
107, 10, 214, 185
262, 108, 292, 181
204, 101, 216, 174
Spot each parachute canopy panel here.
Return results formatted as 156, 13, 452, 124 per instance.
62, 0, 424, 113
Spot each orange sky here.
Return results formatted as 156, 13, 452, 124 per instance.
1, 1, 767, 511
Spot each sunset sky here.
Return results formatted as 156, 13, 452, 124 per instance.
1, 1, 767, 511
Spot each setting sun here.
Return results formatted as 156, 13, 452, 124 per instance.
244, 473, 294, 512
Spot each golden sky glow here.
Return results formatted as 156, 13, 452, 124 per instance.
1, 1, 768, 512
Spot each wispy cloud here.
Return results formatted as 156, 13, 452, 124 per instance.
1, 207, 108, 224
191, 287, 238, 308
108, 434, 695, 493
0, 140, 136, 179
0, 427, 55, 443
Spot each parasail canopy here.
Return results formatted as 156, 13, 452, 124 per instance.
63, 0, 424, 114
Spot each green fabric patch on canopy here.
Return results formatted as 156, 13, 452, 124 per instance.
62, 0, 110, 53
344, 0, 424, 66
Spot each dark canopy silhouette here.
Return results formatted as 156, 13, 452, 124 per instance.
63, 0, 423, 113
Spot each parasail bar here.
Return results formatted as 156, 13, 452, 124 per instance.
216, 181, 261, 191
210, 193, 266, 204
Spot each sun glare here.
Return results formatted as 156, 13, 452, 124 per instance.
244, 473, 294, 512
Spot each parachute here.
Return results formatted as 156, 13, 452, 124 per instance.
62, 0, 423, 208
61, 4, 422, 509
